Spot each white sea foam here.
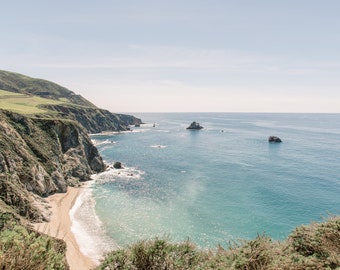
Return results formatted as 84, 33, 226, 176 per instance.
89, 131, 121, 136
154, 129, 170, 133
91, 139, 117, 146
94, 164, 145, 184
129, 128, 151, 133
141, 123, 157, 128
70, 182, 118, 264
150, 144, 167, 149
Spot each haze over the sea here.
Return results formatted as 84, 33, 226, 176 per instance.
2, 1, 340, 113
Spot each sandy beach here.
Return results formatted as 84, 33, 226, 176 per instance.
33, 186, 96, 270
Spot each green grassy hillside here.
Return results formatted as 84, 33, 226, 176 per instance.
0, 89, 63, 115
0, 70, 142, 132
0, 70, 95, 107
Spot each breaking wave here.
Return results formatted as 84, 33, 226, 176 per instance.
70, 182, 118, 264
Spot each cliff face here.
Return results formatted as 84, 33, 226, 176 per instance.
0, 69, 143, 222
0, 110, 105, 221
43, 104, 142, 133
0, 70, 142, 133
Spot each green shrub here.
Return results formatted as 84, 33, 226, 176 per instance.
286, 216, 340, 269
0, 222, 68, 270
226, 235, 275, 270
98, 238, 205, 270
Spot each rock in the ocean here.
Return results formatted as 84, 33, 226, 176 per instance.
113, 161, 123, 169
268, 136, 282, 143
186, 121, 203, 130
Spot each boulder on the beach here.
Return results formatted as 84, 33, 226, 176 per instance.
113, 161, 123, 169
186, 121, 203, 130
268, 136, 282, 143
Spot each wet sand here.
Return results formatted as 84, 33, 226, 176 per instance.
33, 186, 96, 270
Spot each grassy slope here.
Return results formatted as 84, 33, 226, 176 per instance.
0, 70, 141, 132
0, 69, 92, 116
0, 70, 95, 108
0, 89, 63, 115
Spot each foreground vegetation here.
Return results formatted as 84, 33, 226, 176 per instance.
98, 216, 340, 270
0, 213, 68, 269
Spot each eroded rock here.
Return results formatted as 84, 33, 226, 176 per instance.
268, 136, 282, 143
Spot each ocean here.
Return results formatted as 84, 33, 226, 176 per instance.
70, 113, 340, 262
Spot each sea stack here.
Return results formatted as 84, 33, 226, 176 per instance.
268, 136, 282, 143
187, 121, 203, 130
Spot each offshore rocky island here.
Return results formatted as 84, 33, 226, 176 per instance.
0, 70, 339, 270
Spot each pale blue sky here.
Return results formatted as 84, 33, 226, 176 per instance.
2, 1, 340, 112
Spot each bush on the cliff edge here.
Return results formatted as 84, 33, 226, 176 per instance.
97, 216, 340, 270
0, 221, 68, 270
99, 238, 208, 270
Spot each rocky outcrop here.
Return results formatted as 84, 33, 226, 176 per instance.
0, 173, 48, 222
268, 136, 282, 143
0, 110, 106, 220
187, 121, 203, 130
41, 104, 142, 133
113, 161, 123, 169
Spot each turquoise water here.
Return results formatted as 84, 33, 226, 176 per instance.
88, 113, 340, 250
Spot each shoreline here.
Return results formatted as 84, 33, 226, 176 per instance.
33, 185, 96, 270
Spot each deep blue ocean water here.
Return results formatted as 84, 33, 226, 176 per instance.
73, 113, 340, 258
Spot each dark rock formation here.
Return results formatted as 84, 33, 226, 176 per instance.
0, 110, 106, 220
0, 173, 47, 221
42, 104, 142, 133
113, 161, 123, 169
187, 121, 203, 130
268, 136, 282, 143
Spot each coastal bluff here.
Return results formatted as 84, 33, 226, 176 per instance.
0, 70, 141, 223
0, 111, 104, 214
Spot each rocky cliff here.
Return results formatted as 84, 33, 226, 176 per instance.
42, 104, 141, 133
0, 110, 105, 221
0, 70, 143, 222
